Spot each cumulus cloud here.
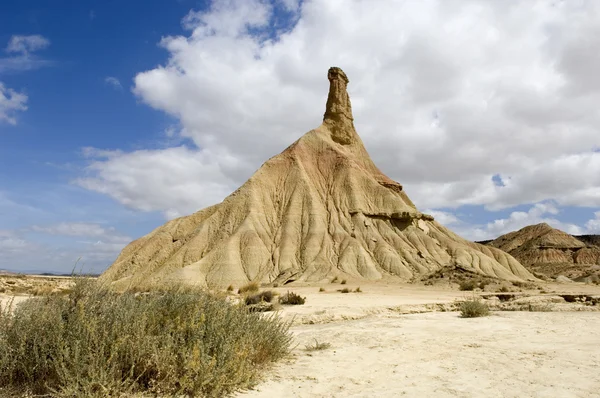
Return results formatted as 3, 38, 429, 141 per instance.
424, 209, 460, 226
77, 146, 241, 218
453, 202, 594, 241
0, 82, 27, 125
104, 76, 122, 90
77, 0, 600, 223
585, 211, 600, 233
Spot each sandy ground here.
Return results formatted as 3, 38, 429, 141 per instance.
236, 283, 600, 398
2, 279, 600, 397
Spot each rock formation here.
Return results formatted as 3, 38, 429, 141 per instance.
485, 223, 600, 280
101, 67, 534, 289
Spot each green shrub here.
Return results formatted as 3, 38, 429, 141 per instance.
238, 282, 260, 294
459, 299, 490, 318
0, 279, 291, 397
279, 291, 305, 305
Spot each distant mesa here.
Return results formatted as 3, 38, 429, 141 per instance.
101, 67, 534, 289
483, 223, 600, 282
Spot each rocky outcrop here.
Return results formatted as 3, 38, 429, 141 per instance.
101, 68, 534, 290
486, 223, 600, 279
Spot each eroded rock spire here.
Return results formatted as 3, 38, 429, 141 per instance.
323, 67, 356, 145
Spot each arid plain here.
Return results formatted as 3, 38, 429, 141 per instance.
2, 274, 600, 397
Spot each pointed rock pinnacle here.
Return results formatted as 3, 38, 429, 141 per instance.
323, 67, 356, 145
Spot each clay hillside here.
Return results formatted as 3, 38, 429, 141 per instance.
484, 223, 600, 282
101, 67, 534, 289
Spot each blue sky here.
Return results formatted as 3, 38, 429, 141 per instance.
0, 0, 197, 272
1, 0, 600, 274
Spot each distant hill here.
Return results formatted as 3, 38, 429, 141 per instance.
481, 223, 600, 281
574, 235, 600, 247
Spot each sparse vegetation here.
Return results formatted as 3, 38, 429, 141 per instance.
459, 299, 490, 318
238, 281, 260, 294
512, 281, 537, 290
331, 277, 338, 283
497, 286, 510, 293
319, 287, 326, 292
245, 290, 275, 305
341, 279, 347, 285
354, 287, 362, 293
226, 284, 234, 292
279, 291, 306, 305
459, 280, 478, 291
304, 339, 331, 352
0, 279, 292, 397
339, 288, 350, 293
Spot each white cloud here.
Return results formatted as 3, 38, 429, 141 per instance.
2, 223, 134, 272
31, 222, 115, 238
6, 35, 50, 54
0, 82, 27, 125
424, 209, 460, 226
78, 0, 600, 220
0, 34, 52, 73
585, 211, 600, 233
104, 76, 122, 90
76, 146, 241, 218
453, 202, 589, 241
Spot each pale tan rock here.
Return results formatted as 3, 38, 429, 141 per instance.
101, 67, 534, 289
487, 222, 600, 279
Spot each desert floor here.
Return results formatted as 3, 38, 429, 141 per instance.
236, 283, 600, 398
2, 278, 600, 397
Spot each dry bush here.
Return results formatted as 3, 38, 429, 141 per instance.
339, 288, 350, 293
31, 285, 55, 296
459, 299, 490, 318
238, 282, 260, 294
340, 279, 347, 285
304, 339, 331, 352
459, 280, 477, 291
226, 285, 234, 292
279, 291, 305, 305
354, 287, 362, 293
319, 287, 325, 292
331, 277, 338, 283
0, 279, 291, 397
245, 290, 275, 305
512, 281, 537, 290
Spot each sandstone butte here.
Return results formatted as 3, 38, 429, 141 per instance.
485, 222, 600, 280
101, 67, 534, 289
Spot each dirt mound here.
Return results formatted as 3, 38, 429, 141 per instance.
486, 223, 600, 279
101, 67, 534, 289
